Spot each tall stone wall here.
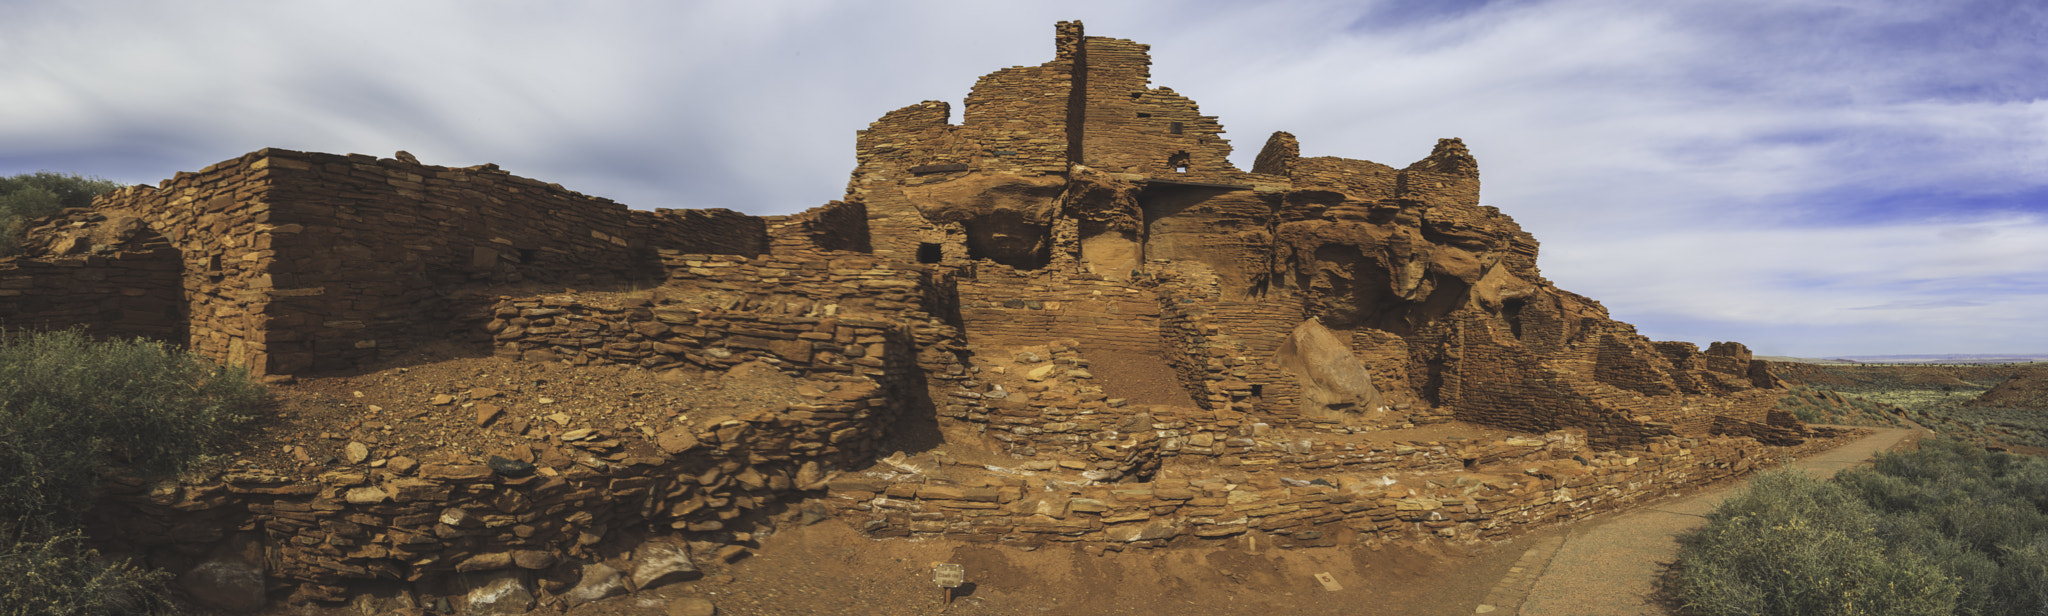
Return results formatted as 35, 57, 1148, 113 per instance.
68, 149, 770, 376
84, 152, 289, 368
1076, 36, 1240, 182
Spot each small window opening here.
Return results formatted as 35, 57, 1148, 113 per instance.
1129, 92, 1143, 100
1249, 384, 1264, 399
1168, 121, 1184, 135
207, 254, 223, 272
1169, 151, 1191, 173
1137, 112, 1152, 118
916, 242, 942, 264
517, 249, 537, 264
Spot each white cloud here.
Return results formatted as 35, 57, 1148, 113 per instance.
0, 0, 2043, 355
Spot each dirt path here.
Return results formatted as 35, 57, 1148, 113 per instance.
1493, 427, 1924, 616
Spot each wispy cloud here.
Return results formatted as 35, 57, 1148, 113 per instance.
0, 0, 2043, 356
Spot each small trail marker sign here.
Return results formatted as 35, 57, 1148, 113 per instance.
1314, 571, 1343, 592
934, 563, 966, 604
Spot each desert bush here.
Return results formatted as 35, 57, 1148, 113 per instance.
0, 331, 259, 614
1676, 470, 1958, 615
1680, 440, 2048, 616
0, 532, 179, 616
0, 330, 264, 538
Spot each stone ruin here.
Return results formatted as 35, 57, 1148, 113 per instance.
0, 21, 1826, 612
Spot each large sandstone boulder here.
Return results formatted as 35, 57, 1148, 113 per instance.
1275, 318, 1387, 422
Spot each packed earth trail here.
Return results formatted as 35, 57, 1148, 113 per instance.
1496, 427, 1924, 616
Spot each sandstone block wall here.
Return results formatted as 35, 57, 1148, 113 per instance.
954, 268, 1162, 350
82, 153, 287, 367
0, 210, 183, 340
1075, 36, 1240, 182
765, 200, 869, 257
487, 296, 916, 386
65, 149, 771, 376
250, 150, 765, 375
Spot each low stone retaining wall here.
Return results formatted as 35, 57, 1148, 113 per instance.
92, 375, 891, 607
821, 430, 1856, 547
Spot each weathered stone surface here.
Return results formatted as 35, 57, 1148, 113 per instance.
456, 552, 513, 572
475, 403, 504, 426
657, 427, 700, 454
630, 540, 700, 590
487, 455, 534, 477
563, 562, 625, 607
342, 442, 369, 464
512, 550, 557, 570
462, 571, 534, 614
179, 556, 265, 612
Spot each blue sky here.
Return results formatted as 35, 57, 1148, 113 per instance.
2, 0, 2044, 357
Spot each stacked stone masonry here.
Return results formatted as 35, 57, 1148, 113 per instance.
0, 209, 184, 340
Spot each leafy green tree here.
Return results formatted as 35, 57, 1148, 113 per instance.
0, 172, 123, 256
0, 171, 123, 215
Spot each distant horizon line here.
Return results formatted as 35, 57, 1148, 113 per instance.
1761, 353, 2048, 365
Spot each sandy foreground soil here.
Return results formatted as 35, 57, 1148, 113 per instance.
529, 518, 1533, 616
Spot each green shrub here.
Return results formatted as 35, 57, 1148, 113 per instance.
1681, 440, 2048, 615
0, 330, 264, 537
0, 331, 260, 614
0, 532, 178, 616
1676, 470, 1958, 615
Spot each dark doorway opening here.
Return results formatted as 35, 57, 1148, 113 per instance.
917, 242, 943, 264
